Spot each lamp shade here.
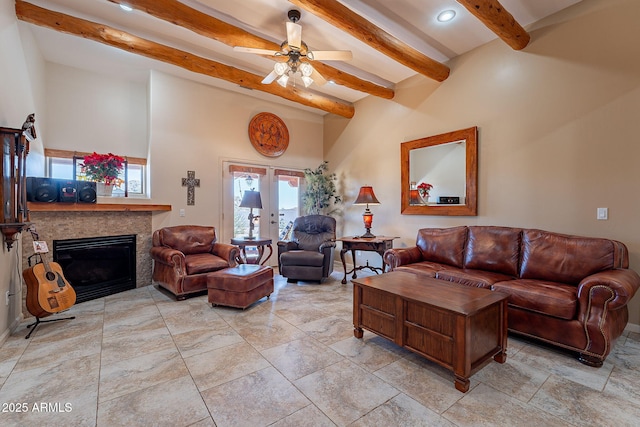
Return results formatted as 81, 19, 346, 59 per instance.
239, 190, 262, 209
353, 186, 380, 205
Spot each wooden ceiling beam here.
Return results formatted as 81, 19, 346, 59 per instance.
15, 1, 354, 118
456, 0, 530, 50
289, 0, 450, 82
105, 0, 394, 99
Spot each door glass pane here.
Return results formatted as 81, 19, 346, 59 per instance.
233, 172, 261, 238
278, 175, 299, 240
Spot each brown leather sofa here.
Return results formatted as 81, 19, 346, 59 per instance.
150, 225, 240, 300
384, 226, 640, 366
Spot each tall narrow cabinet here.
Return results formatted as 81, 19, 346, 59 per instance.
1, 127, 29, 249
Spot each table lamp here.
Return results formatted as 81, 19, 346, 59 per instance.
239, 190, 262, 239
353, 186, 380, 238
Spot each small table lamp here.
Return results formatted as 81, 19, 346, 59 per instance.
353, 186, 380, 238
239, 190, 262, 240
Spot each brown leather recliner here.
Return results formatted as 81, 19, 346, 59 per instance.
277, 215, 336, 283
150, 225, 239, 300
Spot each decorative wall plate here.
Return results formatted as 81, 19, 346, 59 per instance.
248, 112, 289, 157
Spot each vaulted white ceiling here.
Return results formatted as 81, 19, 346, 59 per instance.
20, 0, 582, 115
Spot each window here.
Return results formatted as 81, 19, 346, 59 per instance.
46, 149, 146, 196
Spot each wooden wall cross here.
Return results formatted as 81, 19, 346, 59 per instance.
181, 170, 200, 205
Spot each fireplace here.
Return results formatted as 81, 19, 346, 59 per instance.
53, 234, 136, 303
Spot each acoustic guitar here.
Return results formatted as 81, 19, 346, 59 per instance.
23, 226, 76, 318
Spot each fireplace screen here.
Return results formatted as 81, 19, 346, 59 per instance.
54, 234, 136, 303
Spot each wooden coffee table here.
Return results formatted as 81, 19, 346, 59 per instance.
352, 271, 508, 392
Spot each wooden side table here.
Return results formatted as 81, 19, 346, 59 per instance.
336, 236, 397, 284
230, 237, 273, 265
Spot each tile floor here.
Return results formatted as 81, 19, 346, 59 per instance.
1, 271, 639, 426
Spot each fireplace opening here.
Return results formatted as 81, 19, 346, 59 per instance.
54, 234, 136, 303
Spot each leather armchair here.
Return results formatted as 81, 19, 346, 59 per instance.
150, 225, 239, 300
277, 215, 336, 283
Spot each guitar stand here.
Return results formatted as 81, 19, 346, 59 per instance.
25, 314, 75, 339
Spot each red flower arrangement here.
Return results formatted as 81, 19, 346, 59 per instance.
417, 182, 433, 196
81, 152, 125, 185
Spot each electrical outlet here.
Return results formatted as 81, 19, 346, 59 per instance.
597, 207, 608, 220
5, 291, 9, 306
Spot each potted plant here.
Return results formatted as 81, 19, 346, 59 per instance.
417, 182, 433, 203
302, 161, 342, 215
81, 152, 125, 196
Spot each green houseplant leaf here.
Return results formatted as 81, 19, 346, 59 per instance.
302, 161, 342, 215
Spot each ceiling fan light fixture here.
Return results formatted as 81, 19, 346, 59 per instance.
277, 74, 289, 88
274, 62, 289, 76
301, 75, 313, 88
300, 63, 313, 77
437, 10, 456, 22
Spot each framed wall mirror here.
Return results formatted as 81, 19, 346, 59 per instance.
401, 126, 477, 216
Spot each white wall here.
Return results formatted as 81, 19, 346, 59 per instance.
325, 0, 640, 329
0, 5, 46, 343
44, 62, 148, 158
148, 71, 324, 232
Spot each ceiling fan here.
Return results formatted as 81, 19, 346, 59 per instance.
233, 10, 352, 88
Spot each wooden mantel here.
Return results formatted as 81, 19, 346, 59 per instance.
27, 202, 171, 212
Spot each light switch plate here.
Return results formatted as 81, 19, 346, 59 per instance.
597, 207, 608, 220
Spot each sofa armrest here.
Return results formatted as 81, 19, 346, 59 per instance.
277, 241, 299, 270
319, 240, 336, 251
150, 247, 187, 294
150, 246, 185, 271
211, 242, 240, 266
277, 241, 299, 252
576, 268, 640, 362
383, 246, 423, 270
578, 269, 640, 312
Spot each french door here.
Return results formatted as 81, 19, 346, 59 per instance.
222, 161, 304, 266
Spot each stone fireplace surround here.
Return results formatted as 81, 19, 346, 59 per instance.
20, 203, 169, 317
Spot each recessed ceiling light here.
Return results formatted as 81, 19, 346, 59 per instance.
437, 10, 456, 23
119, 4, 133, 12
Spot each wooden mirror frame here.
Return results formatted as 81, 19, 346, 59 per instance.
401, 126, 478, 216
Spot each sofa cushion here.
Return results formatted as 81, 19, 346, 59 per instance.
416, 226, 467, 268
436, 268, 513, 289
395, 261, 452, 277
464, 226, 521, 276
520, 229, 616, 284
280, 250, 325, 267
492, 279, 578, 320
160, 226, 215, 255
185, 253, 229, 275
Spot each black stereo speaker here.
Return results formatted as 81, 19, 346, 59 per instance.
76, 181, 97, 203
58, 180, 77, 203
26, 177, 97, 203
438, 196, 460, 204
26, 177, 58, 202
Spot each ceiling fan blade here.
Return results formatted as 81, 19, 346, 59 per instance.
308, 50, 353, 61
233, 46, 279, 56
286, 22, 302, 50
261, 70, 278, 84
310, 67, 327, 86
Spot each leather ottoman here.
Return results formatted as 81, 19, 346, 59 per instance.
207, 264, 274, 309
